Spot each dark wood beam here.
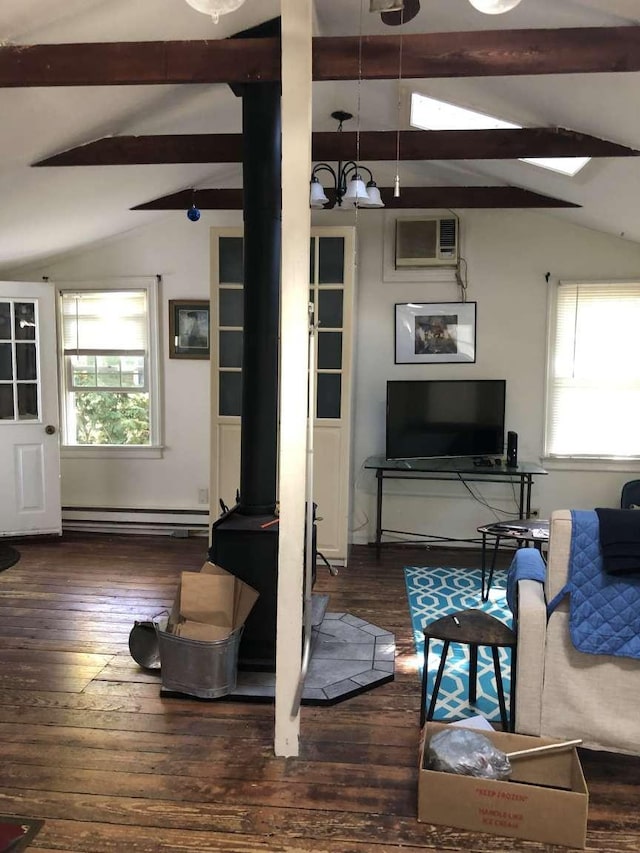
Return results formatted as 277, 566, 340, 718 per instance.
2, 28, 640, 87
131, 186, 579, 211
35, 128, 639, 167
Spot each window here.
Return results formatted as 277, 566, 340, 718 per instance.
545, 280, 640, 459
59, 279, 160, 447
410, 92, 590, 177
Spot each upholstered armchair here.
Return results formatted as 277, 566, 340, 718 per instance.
513, 509, 640, 756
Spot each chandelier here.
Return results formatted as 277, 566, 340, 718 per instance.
183, 0, 246, 24
309, 112, 384, 210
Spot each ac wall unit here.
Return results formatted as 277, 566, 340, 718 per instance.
395, 216, 458, 268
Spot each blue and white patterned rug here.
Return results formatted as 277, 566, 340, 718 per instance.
404, 565, 513, 723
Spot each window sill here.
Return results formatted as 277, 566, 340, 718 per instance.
542, 456, 640, 474
61, 445, 164, 460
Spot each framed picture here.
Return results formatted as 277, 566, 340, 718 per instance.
169, 299, 210, 359
394, 301, 476, 364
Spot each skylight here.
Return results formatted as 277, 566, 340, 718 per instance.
410, 92, 590, 177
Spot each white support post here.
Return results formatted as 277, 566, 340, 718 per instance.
275, 0, 313, 757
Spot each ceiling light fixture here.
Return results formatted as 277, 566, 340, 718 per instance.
467, 0, 523, 13
183, 0, 247, 24
309, 111, 384, 210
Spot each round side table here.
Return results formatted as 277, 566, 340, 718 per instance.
477, 520, 549, 601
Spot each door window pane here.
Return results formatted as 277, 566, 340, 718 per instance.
0, 343, 12, 381
317, 331, 342, 369
319, 237, 344, 284
318, 290, 343, 328
17, 384, 38, 419
219, 372, 242, 416
219, 289, 244, 327
317, 373, 341, 418
15, 302, 36, 340
0, 385, 14, 419
219, 331, 243, 368
16, 343, 37, 381
219, 237, 244, 283
0, 303, 10, 340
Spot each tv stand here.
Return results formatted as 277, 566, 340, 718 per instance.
363, 455, 548, 558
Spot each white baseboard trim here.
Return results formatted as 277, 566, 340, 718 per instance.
62, 506, 209, 537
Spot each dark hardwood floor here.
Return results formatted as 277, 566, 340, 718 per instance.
0, 533, 638, 852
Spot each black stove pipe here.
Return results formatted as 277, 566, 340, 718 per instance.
237, 82, 282, 516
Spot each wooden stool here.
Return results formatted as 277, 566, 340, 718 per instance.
420, 609, 517, 731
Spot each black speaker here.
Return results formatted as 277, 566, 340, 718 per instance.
506, 431, 518, 467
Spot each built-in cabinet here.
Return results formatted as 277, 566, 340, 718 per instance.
210, 226, 355, 563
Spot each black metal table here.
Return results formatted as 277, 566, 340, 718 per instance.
364, 455, 548, 558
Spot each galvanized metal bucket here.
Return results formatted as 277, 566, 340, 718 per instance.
128, 620, 161, 670
155, 623, 243, 699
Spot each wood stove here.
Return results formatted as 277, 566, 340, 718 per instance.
208, 72, 316, 671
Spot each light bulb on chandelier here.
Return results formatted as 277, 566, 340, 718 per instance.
183, 0, 247, 24
467, 0, 523, 13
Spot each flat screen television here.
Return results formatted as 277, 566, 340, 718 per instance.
386, 379, 506, 460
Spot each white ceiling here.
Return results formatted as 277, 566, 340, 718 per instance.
1, 0, 639, 274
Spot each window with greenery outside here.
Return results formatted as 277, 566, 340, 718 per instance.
61, 290, 152, 446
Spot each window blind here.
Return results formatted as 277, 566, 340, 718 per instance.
61, 290, 148, 354
546, 280, 640, 458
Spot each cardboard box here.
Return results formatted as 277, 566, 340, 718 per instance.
418, 722, 589, 849
167, 562, 259, 642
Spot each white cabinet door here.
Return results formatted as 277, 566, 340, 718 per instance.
210, 227, 355, 563
0, 281, 61, 537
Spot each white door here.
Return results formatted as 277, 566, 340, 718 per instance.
0, 281, 61, 537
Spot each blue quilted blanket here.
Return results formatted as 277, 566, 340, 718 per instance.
547, 509, 640, 659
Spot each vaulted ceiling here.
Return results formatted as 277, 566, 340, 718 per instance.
1, 0, 639, 273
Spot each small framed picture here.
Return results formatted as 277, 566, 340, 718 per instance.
169, 300, 210, 359
394, 301, 476, 364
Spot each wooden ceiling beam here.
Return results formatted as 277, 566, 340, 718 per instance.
131, 186, 580, 211
2, 27, 640, 87
35, 128, 639, 167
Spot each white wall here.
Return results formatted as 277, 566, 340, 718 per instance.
349, 208, 640, 546
15, 211, 241, 513
11, 206, 640, 542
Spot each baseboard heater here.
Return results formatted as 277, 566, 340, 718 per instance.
62, 506, 209, 536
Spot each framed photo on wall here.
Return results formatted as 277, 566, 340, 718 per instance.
169, 299, 210, 359
394, 301, 476, 364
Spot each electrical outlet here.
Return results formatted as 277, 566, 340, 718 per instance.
198, 488, 209, 505
530, 508, 540, 518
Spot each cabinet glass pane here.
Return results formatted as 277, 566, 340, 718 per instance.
318, 237, 344, 284
309, 237, 315, 282
318, 290, 343, 328
317, 331, 342, 370
0, 385, 14, 419
15, 302, 36, 340
219, 237, 244, 283
17, 384, 38, 419
219, 371, 242, 416
317, 373, 341, 419
0, 303, 10, 340
0, 343, 12, 380
16, 343, 37, 381
219, 330, 243, 368
219, 289, 244, 327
